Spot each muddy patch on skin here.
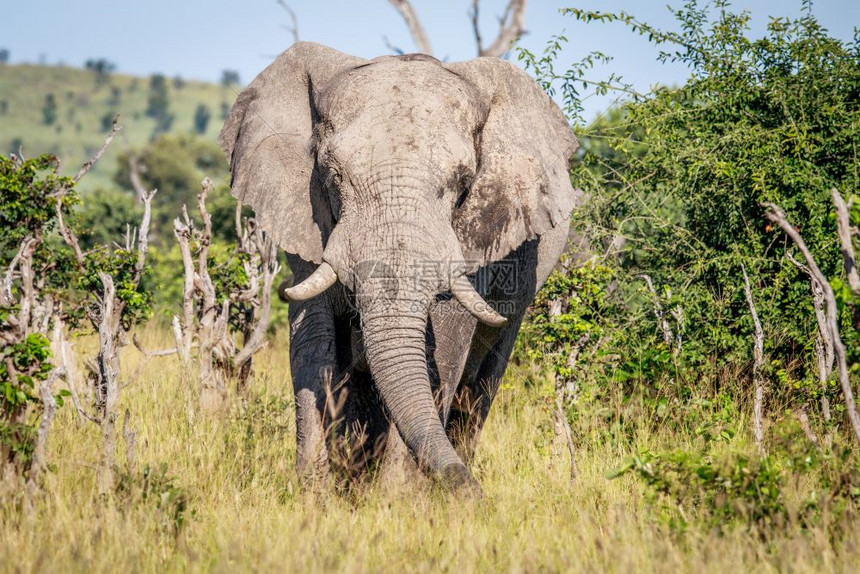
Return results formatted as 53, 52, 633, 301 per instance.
453, 176, 514, 256
440, 163, 475, 200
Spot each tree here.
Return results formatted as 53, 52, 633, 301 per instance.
84, 58, 116, 86
523, 3, 860, 449
41, 93, 57, 125
108, 85, 121, 106
146, 74, 173, 137
168, 179, 281, 409
0, 119, 156, 498
0, 48, 8, 64
113, 134, 230, 236
0, 154, 74, 503
220, 70, 240, 88
386, 0, 527, 58
193, 103, 211, 135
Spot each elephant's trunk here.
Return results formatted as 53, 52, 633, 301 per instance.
358, 282, 472, 486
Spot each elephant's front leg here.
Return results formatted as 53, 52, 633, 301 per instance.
446, 317, 523, 464
288, 268, 339, 482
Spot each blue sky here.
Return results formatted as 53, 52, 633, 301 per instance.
2, 1, 858, 120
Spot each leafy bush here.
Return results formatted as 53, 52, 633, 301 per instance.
116, 463, 192, 536
1, 152, 153, 472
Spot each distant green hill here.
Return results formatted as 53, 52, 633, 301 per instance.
0, 64, 235, 191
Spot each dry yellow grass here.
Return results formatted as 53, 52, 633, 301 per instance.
1, 327, 858, 573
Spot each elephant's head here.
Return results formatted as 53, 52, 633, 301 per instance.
219, 42, 578, 486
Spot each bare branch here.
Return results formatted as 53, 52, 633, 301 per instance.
127, 155, 149, 203
54, 122, 123, 265
25, 369, 61, 512
123, 409, 136, 474
276, 0, 300, 43
95, 271, 120, 495
196, 178, 214, 288
173, 215, 196, 364
382, 36, 406, 56
741, 264, 765, 454
132, 333, 177, 358
134, 190, 156, 285
787, 249, 834, 429
479, 0, 527, 58
67, 376, 100, 425
764, 202, 860, 446
387, 0, 433, 55
638, 274, 675, 351
234, 235, 281, 367
832, 188, 860, 294
73, 116, 121, 184
796, 406, 821, 448
470, 1, 483, 55
1, 236, 38, 307
55, 197, 84, 265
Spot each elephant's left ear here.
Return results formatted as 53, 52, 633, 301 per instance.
445, 58, 580, 266
218, 43, 365, 265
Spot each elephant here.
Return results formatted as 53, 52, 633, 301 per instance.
219, 42, 580, 490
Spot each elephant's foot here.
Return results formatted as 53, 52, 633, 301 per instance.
438, 462, 483, 498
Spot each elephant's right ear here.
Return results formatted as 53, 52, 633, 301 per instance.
219, 42, 365, 264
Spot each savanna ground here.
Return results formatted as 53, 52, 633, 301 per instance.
1, 325, 857, 573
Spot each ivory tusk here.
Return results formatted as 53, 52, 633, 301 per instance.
284, 262, 338, 301
451, 274, 508, 327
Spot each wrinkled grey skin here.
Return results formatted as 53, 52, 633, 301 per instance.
219, 42, 579, 489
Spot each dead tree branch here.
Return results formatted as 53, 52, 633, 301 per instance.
128, 155, 149, 203
24, 369, 60, 513
796, 406, 821, 449
233, 221, 282, 374
470, 1, 483, 56
276, 0, 300, 44
554, 332, 589, 484
388, 0, 433, 55
123, 409, 136, 474
638, 274, 681, 354
55, 198, 84, 265
787, 251, 833, 429
741, 264, 765, 454
474, 0, 527, 57
174, 206, 196, 364
132, 333, 178, 357
56, 145, 156, 493
72, 116, 121, 184
172, 179, 281, 409
764, 202, 860, 446
546, 284, 589, 484
832, 188, 860, 295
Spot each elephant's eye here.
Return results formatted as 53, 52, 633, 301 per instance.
454, 187, 469, 209
328, 186, 342, 221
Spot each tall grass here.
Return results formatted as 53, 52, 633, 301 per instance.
1, 326, 857, 573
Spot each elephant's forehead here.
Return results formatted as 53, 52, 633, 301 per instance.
317, 60, 481, 127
